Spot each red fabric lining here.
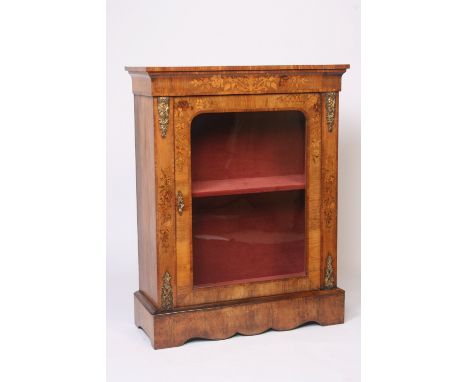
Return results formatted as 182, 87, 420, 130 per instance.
190, 111, 306, 286
191, 111, 305, 182
192, 191, 305, 286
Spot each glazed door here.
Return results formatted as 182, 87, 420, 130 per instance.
174, 94, 322, 306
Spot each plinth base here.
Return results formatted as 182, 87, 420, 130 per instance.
134, 288, 345, 349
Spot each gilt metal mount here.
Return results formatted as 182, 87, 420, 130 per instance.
324, 254, 335, 289
325, 92, 336, 132
161, 271, 173, 310
157, 96, 169, 138
176, 191, 185, 215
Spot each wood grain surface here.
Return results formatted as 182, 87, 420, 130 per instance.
126, 65, 349, 96
126, 64, 350, 73
128, 65, 349, 348
135, 289, 345, 349
173, 93, 322, 307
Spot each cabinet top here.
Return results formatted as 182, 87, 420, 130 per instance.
125, 64, 350, 73
126, 65, 349, 96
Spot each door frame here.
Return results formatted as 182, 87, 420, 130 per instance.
173, 93, 322, 307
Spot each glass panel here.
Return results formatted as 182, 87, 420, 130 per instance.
191, 111, 306, 286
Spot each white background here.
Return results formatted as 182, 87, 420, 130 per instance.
1, 1, 468, 382
107, 0, 360, 381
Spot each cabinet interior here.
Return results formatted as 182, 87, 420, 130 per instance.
191, 111, 307, 286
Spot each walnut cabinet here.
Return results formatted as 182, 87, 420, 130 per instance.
126, 65, 349, 349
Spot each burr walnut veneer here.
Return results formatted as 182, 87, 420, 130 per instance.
126, 65, 349, 349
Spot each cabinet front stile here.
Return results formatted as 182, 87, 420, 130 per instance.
154, 96, 177, 311
173, 98, 194, 303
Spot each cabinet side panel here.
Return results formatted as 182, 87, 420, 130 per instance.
134, 95, 158, 305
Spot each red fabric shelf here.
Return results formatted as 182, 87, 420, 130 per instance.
192, 174, 305, 198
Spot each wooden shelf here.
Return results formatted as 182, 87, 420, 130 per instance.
192, 174, 305, 198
